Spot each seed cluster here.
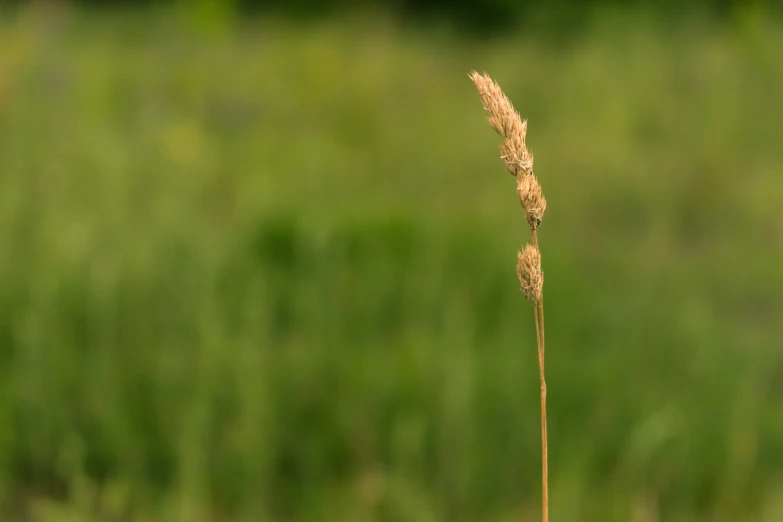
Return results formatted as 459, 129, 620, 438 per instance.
469, 70, 546, 301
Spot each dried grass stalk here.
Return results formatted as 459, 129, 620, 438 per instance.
470, 70, 550, 522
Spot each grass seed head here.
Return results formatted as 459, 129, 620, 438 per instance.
517, 243, 543, 303
469, 70, 517, 138
517, 174, 547, 229
499, 131, 533, 177
469, 70, 533, 177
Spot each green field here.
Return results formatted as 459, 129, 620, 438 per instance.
1, 5, 783, 521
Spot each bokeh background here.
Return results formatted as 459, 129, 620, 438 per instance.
1, 0, 783, 520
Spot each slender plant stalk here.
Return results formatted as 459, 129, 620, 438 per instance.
532, 229, 548, 522
470, 71, 549, 522
537, 311, 548, 522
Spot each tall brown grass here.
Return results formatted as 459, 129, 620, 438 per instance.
469, 71, 549, 522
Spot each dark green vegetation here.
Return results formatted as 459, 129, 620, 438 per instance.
31, 0, 781, 34
1, 6, 783, 521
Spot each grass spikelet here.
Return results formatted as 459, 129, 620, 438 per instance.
470, 70, 550, 522
469, 70, 534, 178
517, 174, 547, 230
517, 244, 543, 303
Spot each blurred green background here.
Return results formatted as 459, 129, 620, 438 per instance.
1, 0, 783, 521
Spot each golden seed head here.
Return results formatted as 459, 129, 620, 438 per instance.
469, 70, 519, 138
517, 244, 543, 303
516, 174, 547, 229
499, 135, 533, 177
470, 70, 534, 178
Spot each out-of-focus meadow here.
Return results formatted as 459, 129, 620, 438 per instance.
1, 1, 783, 521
